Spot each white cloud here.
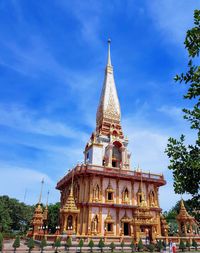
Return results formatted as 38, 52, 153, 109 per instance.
0, 165, 59, 205
157, 105, 183, 119
0, 104, 88, 139
148, 0, 197, 45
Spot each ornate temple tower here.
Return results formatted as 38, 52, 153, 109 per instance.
56, 41, 166, 243
84, 39, 130, 170
176, 200, 198, 237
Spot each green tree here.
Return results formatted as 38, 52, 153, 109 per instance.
78, 239, 84, 253
121, 240, 125, 252
186, 240, 191, 251
65, 237, 72, 252
27, 237, 35, 253
165, 10, 200, 210
12, 236, 20, 253
138, 239, 143, 252
47, 203, 60, 233
54, 237, 61, 253
40, 238, 47, 253
98, 238, 105, 253
192, 239, 198, 250
88, 239, 94, 253
0, 195, 34, 233
130, 240, 136, 253
109, 242, 115, 252
179, 240, 186, 252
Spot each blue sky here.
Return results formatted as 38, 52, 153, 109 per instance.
0, 0, 198, 210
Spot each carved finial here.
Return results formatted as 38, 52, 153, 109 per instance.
38, 178, 44, 204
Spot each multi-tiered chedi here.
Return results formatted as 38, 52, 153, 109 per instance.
56, 40, 166, 243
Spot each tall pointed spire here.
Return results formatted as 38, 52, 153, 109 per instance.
107, 39, 112, 66
96, 39, 122, 136
38, 178, 44, 204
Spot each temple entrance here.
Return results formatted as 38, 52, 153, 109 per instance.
124, 222, 129, 235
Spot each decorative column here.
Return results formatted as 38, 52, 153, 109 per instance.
107, 144, 113, 167
100, 177, 103, 201
120, 146, 126, 169
116, 179, 119, 204
99, 207, 102, 235
131, 181, 134, 205
116, 209, 119, 235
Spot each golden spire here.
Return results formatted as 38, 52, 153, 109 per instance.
96, 39, 121, 129
43, 191, 49, 221
61, 170, 79, 214
38, 178, 44, 204
177, 199, 194, 221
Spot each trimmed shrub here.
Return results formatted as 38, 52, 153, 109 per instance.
88, 239, 94, 253
54, 237, 61, 253
78, 239, 84, 253
130, 239, 136, 253
27, 237, 35, 253
121, 240, 125, 252
12, 236, 20, 253
65, 236, 72, 252
179, 239, 186, 252
147, 243, 155, 252
138, 238, 144, 252
186, 240, 191, 251
40, 238, 47, 253
98, 238, 105, 253
156, 240, 163, 252
192, 239, 198, 251
109, 242, 115, 252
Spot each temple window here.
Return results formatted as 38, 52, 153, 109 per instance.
106, 180, 114, 203
108, 192, 113, 201
107, 223, 113, 232
104, 210, 114, 235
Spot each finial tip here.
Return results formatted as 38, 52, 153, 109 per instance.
108, 38, 111, 44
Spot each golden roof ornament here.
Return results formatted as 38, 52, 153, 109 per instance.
61, 171, 79, 214
176, 199, 194, 221
43, 190, 49, 221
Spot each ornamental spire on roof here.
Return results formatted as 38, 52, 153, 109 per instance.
96, 39, 121, 133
